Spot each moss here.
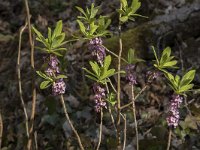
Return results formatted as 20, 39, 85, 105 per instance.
104, 24, 153, 66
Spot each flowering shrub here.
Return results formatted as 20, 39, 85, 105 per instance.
13, 0, 197, 149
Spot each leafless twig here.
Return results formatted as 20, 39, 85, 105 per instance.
131, 85, 139, 150
17, 23, 29, 140
167, 128, 172, 150
96, 108, 103, 150
24, 0, 37, 149
120, 85, 148, 110
120, 114, 126, 150
0, 112, 3, 149
60, 95, 84, 150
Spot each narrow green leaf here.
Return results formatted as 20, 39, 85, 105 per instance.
40, 80, 51, 89
120, 0, 128, 8
85, 75, 98, 82
89, 61, 100, 76
52, 20, 63, 39
77, 20, 86, 34
76, 6, 87, 18
56, 75, 67, 79
120, 16, 129, 23
178, 84, 194, 93
32, 26, 44, 39
152, 46, 159, 65
82, 67, 97, 77
48, 27, 52, 44
131, 0, 141, 14
103, 55, 111, 72
163, 60, 177, 68
180, 70, 196, 87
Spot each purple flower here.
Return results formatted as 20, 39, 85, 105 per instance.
49, 55, 59, 69
166, 94, 183, 128
125, 64, 137, 85
52, 79, 66, 96
93, 84, 107, 112
146, 71, 160, 83
89, 37, 106, 63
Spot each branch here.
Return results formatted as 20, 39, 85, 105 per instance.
0, 112, 3, 149
60, 95, 84, 150
120, 114, 126, 150
96, 108, 103, 150
167, 128, 172, 150
116, 3, 123, 148
17, 22, 29, 139
24, 0, 37, 149
131, 85, 139, 150
120, 85, 148, 110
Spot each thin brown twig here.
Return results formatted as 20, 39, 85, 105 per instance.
24, 0, 36, 149
17, 22, 29, 139
34, 131, 38, 150
96, 108, 103, 150
167, 128, 172, 150
102, 45, 128, 63
131, 85, 139, 150
116, 3, 123, 149
60, 95, 84, 150
120, 85, 148, 110
104, 83, 117, 133
0, 112, 3, 149
120, 114, 126, 150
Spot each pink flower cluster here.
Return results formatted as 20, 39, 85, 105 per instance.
125, 64, 137, 85
93, 84, 107, 112
45, 55, 66, 96
89, 37, 106, 63
166, 94, 183, 128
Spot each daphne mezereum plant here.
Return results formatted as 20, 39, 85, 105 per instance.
32, 21, 84, 150
76, 0, 147, 149
152, 46, 196, 150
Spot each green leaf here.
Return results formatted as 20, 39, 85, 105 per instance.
56, 75, 67, 79
180, 70, 196, 87
89, 61, 100, 76
163, 60, 178, 68
107, 92, 116, 106
85, 75, 98, 82
52, 20, 63, 39
178, 84, 194, 93
76, 6, 87, 18
120, 0, 128, 8
48, 27, 52, 44
89, 22, 98, 35
52, 33, 65, 48
36, 71, 53, 81
40, 80, 52, 89
131, 0, 141, 14
120, 16, 129, 23
90, 3, 98, 19
101, 69, 115, 80
82, 67, 97, 77
152, 46, 159, 65
103, 55, 112, 72
77, 20, 86, 34
32, 26, 44, 39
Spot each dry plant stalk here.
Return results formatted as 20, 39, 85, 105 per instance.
24, 0, 36, 149
167, 129, 172, 150
121, 114, 126, 150
17, 23, 29, 139
131, 85, 139, 150
60, 95, 84, 150
0, 112, 3, 149
96, 108, 103, 150
116, 3, 123, 149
